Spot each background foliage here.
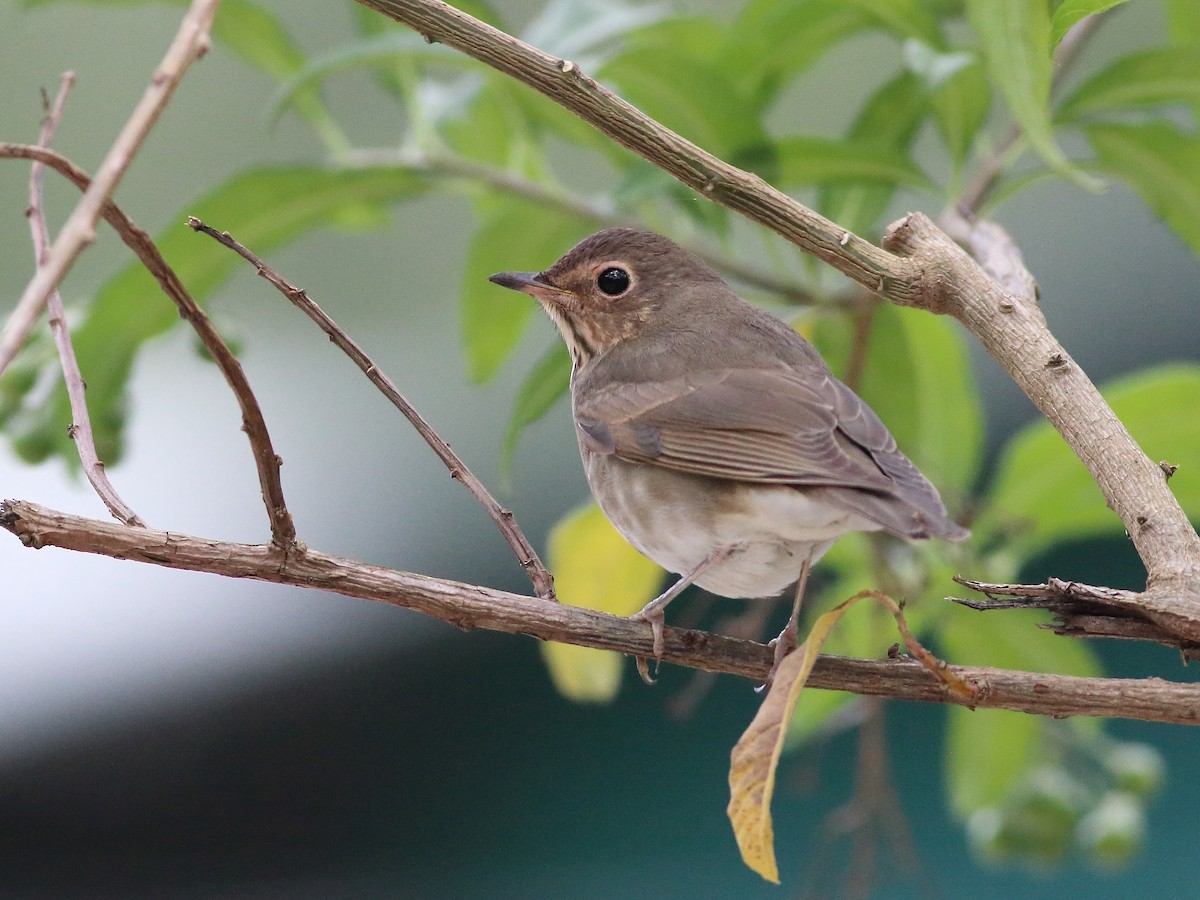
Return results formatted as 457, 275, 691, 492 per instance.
3, 0, 1200, 890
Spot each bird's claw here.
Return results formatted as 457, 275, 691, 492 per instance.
631, 608, 666, 684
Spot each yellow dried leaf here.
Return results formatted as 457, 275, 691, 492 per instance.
727, 590, 972, 882
727, 599, 850, 882
542, 501, 664, 703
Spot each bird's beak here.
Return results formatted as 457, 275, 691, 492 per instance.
489, 270, 571, 302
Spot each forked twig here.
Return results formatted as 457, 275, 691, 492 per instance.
0, 143, 295, 547
186, 217, 557, 601
26, 73, 145, 527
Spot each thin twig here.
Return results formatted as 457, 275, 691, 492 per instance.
0, 0, 221, 377
0, 143, 296, 547
5, 498, 1200, 725
26, 74, 146, 527
958, 13, 1108, 216
345, 148, 826, 306
185, 217, 556, 601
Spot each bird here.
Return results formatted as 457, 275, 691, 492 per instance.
490, 227, 968, 684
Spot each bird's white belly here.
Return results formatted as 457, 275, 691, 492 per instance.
584, 454, 879, 598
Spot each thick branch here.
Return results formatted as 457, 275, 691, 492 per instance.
884, 214, 1200, 634
0, 0, 220, 376
350, 0, 1200, 637
4, 498, 1200, 726
353, 0, 922, 300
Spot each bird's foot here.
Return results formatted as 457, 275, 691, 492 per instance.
630, 607, 666, 685
757, 619, 800, 693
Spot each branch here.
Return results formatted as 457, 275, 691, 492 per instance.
345, 148, 826, 306
4, 498, 1200, 726
0, 143, 295, 547
350, 0, 1200, 638
0, 0, 220, 376
25, 75, 145, 527
186, 216, 556, 601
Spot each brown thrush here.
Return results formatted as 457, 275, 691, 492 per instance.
490, 228, 968, 680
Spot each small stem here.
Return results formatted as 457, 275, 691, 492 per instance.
187, 217, 557, 601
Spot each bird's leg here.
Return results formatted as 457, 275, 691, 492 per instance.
761, 558, 812, 692
632, 549, 727, 664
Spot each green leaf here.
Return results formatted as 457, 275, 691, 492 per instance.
522, 0, 668, 71
272, 32, 473, 120
721, 0, 873, 106
931, 59, 991, 170
1057, 48, 1200, 122
966, 0, 1101, 190
939, 603, 1101, 817
818, 73, 932, 237
811, 303, 982, 500
774, 137, 930, 190
2, 168, 427, 466
1167, 0, 1200, 45
1050, 0, 1130, 47
460, 202, 593, 382
981, 364, 1200, 558
603, 46, 767, 161
843, 0, 944, 47
1086, 121, 1200, 259
500, 342, 571, 474
542, 502, 664, 702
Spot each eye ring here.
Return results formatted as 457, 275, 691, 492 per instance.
596, 266, 631, 297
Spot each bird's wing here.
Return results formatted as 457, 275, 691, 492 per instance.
575, 367, 966, 539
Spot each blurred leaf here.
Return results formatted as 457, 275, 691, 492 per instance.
774, 136, 930, 190
940, 604, 1101, 817
1087, 121, 1200, 258
818, 73, 932, 236
930, 58, 991, 169
500, 342, 571, 474
522, 0, 668, 71
966, 0, 1101, 190
1056, 48, 1200, 121
461, 202, 593, 382
1050, 0, 1130, 47
721, 0, 873, 105
814, 303, 982, 497
947, 707, 1041, 818
2, 168, 426, 466
1167, 0, 1200, 45
542, 502, 663, 703
272, 32, 472, 119
980, 364, 1200, 558
844, 0, 944, 47
604, 46, 768, 161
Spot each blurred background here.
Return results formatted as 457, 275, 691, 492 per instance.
2, 0, 1199, 897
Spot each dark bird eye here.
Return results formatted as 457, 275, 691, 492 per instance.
596, 267, 631, 296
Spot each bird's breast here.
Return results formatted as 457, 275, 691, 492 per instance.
580, 451, 876, 599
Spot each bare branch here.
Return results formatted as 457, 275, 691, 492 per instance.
4, 498, 1200, 726
186, 216, 555, 600
0, 0, 221, 376
0, 143, 296, 547
25, 75, 146, 527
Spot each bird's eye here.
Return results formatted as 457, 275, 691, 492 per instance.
596, 266, 631, 297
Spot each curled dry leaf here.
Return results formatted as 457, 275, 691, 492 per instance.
727, 590, 974, 883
